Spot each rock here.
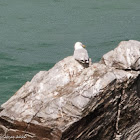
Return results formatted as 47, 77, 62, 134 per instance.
0, 40, 140, 140
100, 40, 140, 70
121, 122, 140, 140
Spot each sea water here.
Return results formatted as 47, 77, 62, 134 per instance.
0, 0, 140, 105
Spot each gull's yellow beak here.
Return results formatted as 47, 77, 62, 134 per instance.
82, 44, 86, 48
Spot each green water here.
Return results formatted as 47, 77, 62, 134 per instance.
0, 0, 140, 105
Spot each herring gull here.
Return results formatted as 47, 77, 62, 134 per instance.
73, 42, 89, 64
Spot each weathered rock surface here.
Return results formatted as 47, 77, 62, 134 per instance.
101, 40, 140, 70
0, 40, 140, 140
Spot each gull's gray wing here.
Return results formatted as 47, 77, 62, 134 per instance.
74, 48, 89, 63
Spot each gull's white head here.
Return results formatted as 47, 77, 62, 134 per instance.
74, 42, 86, 50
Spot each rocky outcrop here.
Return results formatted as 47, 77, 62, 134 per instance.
100, 40, 140, 70
0, 40, 140, 140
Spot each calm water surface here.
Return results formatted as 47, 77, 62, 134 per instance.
0, 0, 140, 105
